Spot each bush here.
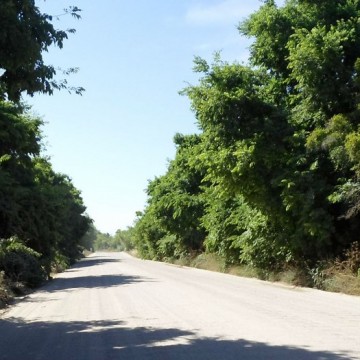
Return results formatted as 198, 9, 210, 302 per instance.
51, 251, 71, 273
0, 236, 47, 288
0, 271, 12, 307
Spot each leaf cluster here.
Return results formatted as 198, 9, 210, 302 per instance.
0, 0, 83, 101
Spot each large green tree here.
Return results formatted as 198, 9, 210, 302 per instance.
0, 1, 90, 287
184, 0, 360, 265
134, 0, 360, 270
0, 100, 90, 278
134, 134, 207, 260
244, 0, 360, 254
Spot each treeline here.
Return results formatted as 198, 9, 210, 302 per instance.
0, 1, 91, 290
93, 228, 134, 252
131, 0, 360, 280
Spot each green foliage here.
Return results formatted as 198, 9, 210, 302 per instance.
92, 228, 135, 252
113, 228, 135, 251
51, 251, 71, 274
132, 0, 360, 277
0, 2, 89, 293
133, 134, 207, 260
156, 234, 184, 261
185, 57, 337, 262
80, 223, 97, 251
0, 100, 91, 277
0, 0, 83, 101
93, 232, 114, 251
132, 210, 166, 260
0, 236, 46, 287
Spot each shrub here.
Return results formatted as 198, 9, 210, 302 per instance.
0, 271, 12, 306
51, 251, 70, 273
0, 236, 47, 288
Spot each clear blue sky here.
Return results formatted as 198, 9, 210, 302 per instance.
27, 0, 283, 234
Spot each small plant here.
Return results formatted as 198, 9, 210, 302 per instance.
308, 264, 326, 289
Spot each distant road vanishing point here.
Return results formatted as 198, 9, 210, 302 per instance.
0, 252, 359, 360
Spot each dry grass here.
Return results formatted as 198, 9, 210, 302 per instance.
127, 249, 139, 258
169, 250, 360, 296
320, 242, 360, 296
322, 272, 360, 295
227, 265, 259, 279
190, 253, 227, 272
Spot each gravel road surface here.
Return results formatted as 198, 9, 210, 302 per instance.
0, 252, 359, 359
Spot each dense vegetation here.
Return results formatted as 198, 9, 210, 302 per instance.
0, 1, 91, 295
92, 228, 135, 252
131, 0, 360, 287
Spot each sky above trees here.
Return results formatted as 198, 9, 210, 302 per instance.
26, 0, 283, 234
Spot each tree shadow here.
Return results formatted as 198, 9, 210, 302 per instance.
44, 274, 152, 292
0, 317, 356, 360
70, 255, 121, 269
38, 254, 154, 293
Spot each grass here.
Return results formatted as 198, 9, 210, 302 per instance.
167, 252, 360, 296
227, 264, 259, 279
189, 253, 227, 272
322, 272, 360, 295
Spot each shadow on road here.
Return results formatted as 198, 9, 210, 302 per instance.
0, 317, 355, 360
37, 254, 154, 293
44, 273, 152, 292
70, 256, 122, 269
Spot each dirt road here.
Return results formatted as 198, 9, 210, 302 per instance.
0, 252, 359, 359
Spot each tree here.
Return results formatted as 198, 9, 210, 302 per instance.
0, 0, 83, 101
0, 1, 90, 285
0, 101, 90, 276
93, 232, 114, 251
132, 0, 360, 271
113, 228, 135, 251
182, 0, 360, 266
80, 223, 97, 251
133, 134, 207, 260
0, 101, 42, 239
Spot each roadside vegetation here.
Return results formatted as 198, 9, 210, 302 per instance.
93, 228, 135, 253
0, 2, 93, 307
95, 230, 360, 296
125, 0, 360, 296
